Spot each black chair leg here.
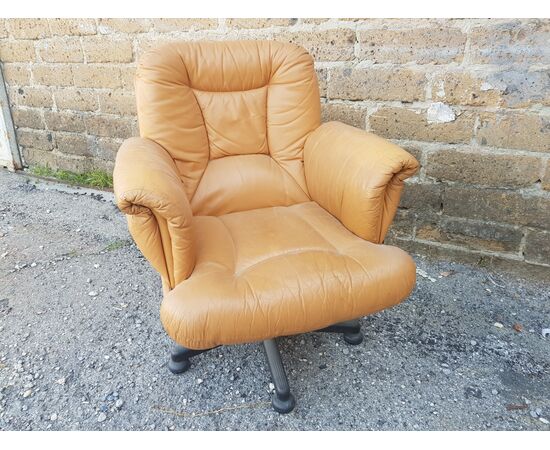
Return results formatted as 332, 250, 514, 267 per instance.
316, 319, 364, 345
262, 339, 296, 414
168, 344, 217, 374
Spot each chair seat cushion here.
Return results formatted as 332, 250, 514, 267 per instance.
160, 202, 416, 349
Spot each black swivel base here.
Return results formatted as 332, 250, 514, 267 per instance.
167, 318, 363, 413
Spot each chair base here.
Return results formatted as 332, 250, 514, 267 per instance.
167, 318, 363, 413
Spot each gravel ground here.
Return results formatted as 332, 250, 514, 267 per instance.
0, 168, 549, 431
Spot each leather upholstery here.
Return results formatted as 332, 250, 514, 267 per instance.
114, 40, 419, 350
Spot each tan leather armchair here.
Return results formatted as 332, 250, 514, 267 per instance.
113, 41, 419, 413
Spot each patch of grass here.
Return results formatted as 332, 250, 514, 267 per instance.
30, 165, 113, 189
104, 239, 131, 252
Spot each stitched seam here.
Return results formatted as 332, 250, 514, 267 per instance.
191, 84, 269, 94
218, 216, 238, 274
234, 248, 345, 277
188, 88, 211, 200
288, 204, 340, 252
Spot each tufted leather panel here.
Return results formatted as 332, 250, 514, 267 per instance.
190, 154, 310, 216
136, 40, 319, 207
160, 202, 416, 349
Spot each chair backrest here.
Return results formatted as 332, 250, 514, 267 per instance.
135, 40, 321, 216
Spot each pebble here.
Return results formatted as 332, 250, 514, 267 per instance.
50, 413, 57, 421
540, 417, 549, 425
97, 413, 107, 423
22, 390, 32, 398
88, 291, 98, 297
115, 399, 124, 409
342, 348, 350, 355
268, 383, 275, 392
442, 368, 452, 375
196, 378, 203, 385
494, 322, 504, 329
530, 410, 538, 418
470, 340, 477, 346
491, 389, 498, 395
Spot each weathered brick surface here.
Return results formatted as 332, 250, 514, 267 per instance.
7, 19, 50, 39
8, 86, 53, 108
399, 182, 442, 212
97, 90, 136, 116
16, 129, 54, 150
524, 230, 550, 265
2, 64, 31, 85
37, 38, 83, 63
53, 88, 98, 112
315, 67, 327, 97
477, 113, 550, 153
0, 18, 548, 272
227, 19, 297, 28
54, 132, 90, 156
88, 137, 121, 161
357, 27, 466, 64
321, 103, 367, 129
11, 107, 44, 129
487, 70, 550, 108
432, 72, 503, 107
369, 107, 475, 144
48, 19, 97, 36
84, 115, 134, 139
469, 19, 550, 65
274, 29, 355, 61
22, 147, 93, 172
0, 40, 35, 62
119, 66, 137, 91
415, 215, 523, 253
151, 19, 217, 32
44, 111, 86, 133
444, 187, 550, 229
328, 67, 425, 102
0, 20, 7, 38
72, 65, 122, 89
98, 19, 152, 34
82, 37, 133, 63
32, 64, 73, 86
543, 160, 550, 191
426, 150, 541, 188
386, 209, 414, 240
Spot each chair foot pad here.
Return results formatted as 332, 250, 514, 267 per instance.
271, 392, 296, 414
168, 358, 191, 374
343, 331, 364, 345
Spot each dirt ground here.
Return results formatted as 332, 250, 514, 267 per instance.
0, 169, 549, 430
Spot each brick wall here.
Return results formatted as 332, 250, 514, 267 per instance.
1, 18, 549, 273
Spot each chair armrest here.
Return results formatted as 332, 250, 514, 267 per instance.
113, 137, 194, 289
304, 121, 419, 244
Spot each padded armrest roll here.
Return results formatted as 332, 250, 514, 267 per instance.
113, 137, 195, 288
304, 121, 419, 244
